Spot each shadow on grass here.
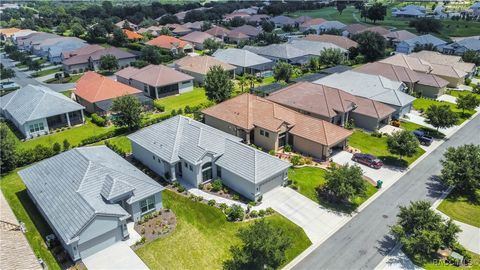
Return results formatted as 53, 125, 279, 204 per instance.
379, 156, 409, 168
315, 187, 377, 215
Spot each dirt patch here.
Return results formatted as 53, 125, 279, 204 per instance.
132, 209, 176, 249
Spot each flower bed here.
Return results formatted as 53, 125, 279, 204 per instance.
133, 209, 176, 248
199, 180, 250, 204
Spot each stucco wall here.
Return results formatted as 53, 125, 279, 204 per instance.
131, 141, 168, 178
292, 135, 327, 159
203, 114, 246, 140
350, 113, 381, 131
129, 192, 163, 221
252, 127, 279, 151
78, 216, 121, 245
23, 118, 49, 138
414, 84, 446, 98
220, 167, 257, 201
178, 80, 194, 94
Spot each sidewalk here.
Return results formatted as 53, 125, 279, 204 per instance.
435, 210, 480, 254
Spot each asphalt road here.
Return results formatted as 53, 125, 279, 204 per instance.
293, 112, 480, 270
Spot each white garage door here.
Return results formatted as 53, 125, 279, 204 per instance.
259, 174, 284, 194
79, 227, 123, 259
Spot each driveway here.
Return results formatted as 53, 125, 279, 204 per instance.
260, 187, 349, 244
82, 242, 149, 270
403, 111, 456, 136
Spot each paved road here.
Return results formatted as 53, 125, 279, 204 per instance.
293, 113, 480, 270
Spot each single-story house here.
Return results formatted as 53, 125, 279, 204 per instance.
171, 24, 193, 36
303, 34, 358, 50
19, 146, 164, 261
355, 62, 449, 98
246, 14, 270, 25
180, 31, 219, 50
145, 35, 193, 54
342, 23, 368, 37
223, 12, 251, 22
61, 44, 104, 61
396, 34, 447, 54
410, 51, 477, 78
9, 29, 36, 42
115, 19, 138, 31
129, 115, 291, 201
75, 71, 151, 114
15, 32, 58, 51
270, 15, 296, 28
182, 21, 204, 31
317, 21, 347, 34
44, 38, 88, 64
227, 25, 262, 40
226, 31, 250, 44
299, 18, 327, 32
62, 47, 136, 73
266, 82, 395, 131
213, 48, 274, 75
384, 30, 417, 48
202, 93, 353, 160
116, 64, 194, 99
205, 26, 231, 40
0, 27, 29, 41
295, 16, 313, 25
314, 71, 416, 118
442, 37, 480, 55
0, 84, 85, 138
173, 55, 236, 83
289, 39, 348, 59
392, 5, 426, 18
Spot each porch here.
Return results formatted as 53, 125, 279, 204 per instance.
47, 110, 84, 130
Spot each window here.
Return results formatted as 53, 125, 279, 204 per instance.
260, 129, 269, 138
182, 81, 190, 85
216, 166, 222, 178
153, 155, 156, 160
140, 196, 155, 214
143, 84, 148, 93
265, 131, 270, 138
189, 164, 193, 171
29, 123, 44, 133
184, 162, 188, 168
260, 130, 264, 136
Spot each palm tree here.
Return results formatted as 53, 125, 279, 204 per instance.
238, 76, 248, 93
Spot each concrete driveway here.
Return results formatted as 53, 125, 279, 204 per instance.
82, 242, 149, 270
260, 187, 349, 244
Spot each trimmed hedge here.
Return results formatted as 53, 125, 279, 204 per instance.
91, 113, 107, 127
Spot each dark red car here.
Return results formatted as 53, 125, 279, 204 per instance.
352, 153, 383, 169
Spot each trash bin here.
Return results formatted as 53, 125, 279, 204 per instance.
376, 180, 383, 188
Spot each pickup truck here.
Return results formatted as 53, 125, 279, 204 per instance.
412, 129, 433, 146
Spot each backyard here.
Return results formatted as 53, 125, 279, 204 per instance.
152, 87, 211, 118
135, 191, 311, 270
288, 167, 378, 213
437, 191, 480, 228
412, 98, 476, 124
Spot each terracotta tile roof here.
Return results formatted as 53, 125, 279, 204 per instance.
355, 62, 420, 84
180, 31, 216, 44
343, 24, 368, 35
300, 18, 327, 28
146, 35, 191, 50
123, 29, 143, 40
75, 72, 141, 103
303, 34, 358, 49
202, 93, 352, 146
380, 54, 432, 73
174, 55, 235, 75
115, 64, 193, 87
415, 72, 449, 88
352, 95, 396, 119
358, 26, 390, 36
205, 26, 231, 37
62, 44, 104, 59
63, 47, 135, 65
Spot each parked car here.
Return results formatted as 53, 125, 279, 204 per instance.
0, 81, 19, 89
412, 129, 433, 146
352, 153, 384, 169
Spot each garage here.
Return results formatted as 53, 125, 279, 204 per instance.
259, 173, 285, 195
79, 227, 123, 258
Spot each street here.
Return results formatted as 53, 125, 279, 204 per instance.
292, 112, 480, 270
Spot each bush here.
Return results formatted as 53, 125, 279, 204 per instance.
78, 129, 120, 146
291, 155, 302, 166
207, 199, 216, 206
226, 204, 245, 221
258, 209, 266, 217
268, 149, 276, 155
184, 105, 192, 114
211, 179, 223, 192
249, 210, 258, 218
52, 142, 61, 154
177, 185, 186, 193
232, 194, 240, 201
371, 131, 382, 138
465, 78, 471, 85
198, 183, 204, 189
91, 113, 107, 127
105, 140, 127, 157
265, 207, 274, 215
219, 203, 228, 211
283, 144, 292, 152
154, 103, 165, 112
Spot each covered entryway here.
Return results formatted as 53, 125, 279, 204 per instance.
79, 227, 123, 259
82, 242, 148, 270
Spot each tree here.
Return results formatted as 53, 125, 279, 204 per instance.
0, 67, 15, 81
318, 48, 345, 67
52, 142, 61, 154
238, 76, 248, 93
159, 27, 172, 36
273, 62, 293, 83
102, 1, 113, 15
440, 144, 480, 196
28, 59, 42, 72
413, 43, 436, 52
99, 54, 119, 71
282, 24, 294, 33
366, 3, 387, 23
201, 21, 212, 31
462, 50, 480, 66
386, 130, 419, 159
62, 139, 70, 151
230, 17, 246, 27
409, 18, 442, 34
0, 123, 17, 173
112, 28, 128, 46
141, 45, 163, 64
111, 95, 142, 130
352, 31, 386, 61
336, 2, 347, 15
87, 23, 107, 42
204, 65, 234, 103
203, 38, 223, 54
223, 219, 292, 270
425, 105, 458, 131
225, 204, 245, 221
122, 20, 132, 31
323, 164, 366, 202
390, 200, 461, 261
261, 20, 275, 33
71, 23, 86, 37
456, 93, 480, 114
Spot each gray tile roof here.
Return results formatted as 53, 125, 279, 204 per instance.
0, 84, 84, 125
403, 34, 447, 47
19, 146, 164, 245
289, 39, 347, 55
314, 71, 416, 107
128, 116, 290, 183
213, 48, 272, 68
443, 37, 480, 51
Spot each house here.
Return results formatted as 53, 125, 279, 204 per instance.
213, 48, 273, 75
384, 30, 417, 47
266, 82, 395, 131
16, 32, 59, 51
75, 72, 151, 114
299, 18, 327, 32
202, 93, 353, 160
410, 51, 476, 76
123, 29, 143, 40
294, 16, 313, 25
128, 115, 291, 201
303, 34, 358, 50
234, 7, 259, 15
270, 15, 296, 27
442, 37, 480, 55
342, 23, 368, 37
42, 38, 88, 64
289, 39, 348, 58
226, 31, 250, 44
115, 19, 138, 31
392, 5, 426, 18
62, 47, 136, 73
171, 24, 193, 36
182, 21, 204, 31
355, 62, 449, 98
227, 25, 262, 41
246, 14, 270, 25
173, 55, 236, 83
0, 27, 31, 41
116, 64, 194, 99
223, 12, 251, 22
358, 26, 390, 36
395, 34, 447, 54
180, 31, 219, 50
317, 21, 347, 34
205, 26, 231, 40
0, 85, 85, 138
145, 35, 193, 54
314, 71, 416, 117
61, 44, 103, 61
19, 146, 164, 261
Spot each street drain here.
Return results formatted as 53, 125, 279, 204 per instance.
382, 214, 388, 218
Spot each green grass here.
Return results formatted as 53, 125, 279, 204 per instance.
152, 87, 211, 117
61, 90, 73, 98
437, 192, 480, 228
448, 90, 480, 100
135, 191, 311, 270
31, 67, 61, 78
45, 74, 82, 84
413, 98, 475, 124
93, 135, 132, 153
15, 63, 27, 68
349, 130, 425, 167
0, 170, 61, 270
288, 167, 378, 212
400, 121, 446, 139
423, 251, 480, 270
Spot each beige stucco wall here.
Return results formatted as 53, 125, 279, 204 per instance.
436, 75, 463, 88
292, 135, 327, 160
414, 84, 447, 99
252, 127, 280, 151
203, 114, 246, 140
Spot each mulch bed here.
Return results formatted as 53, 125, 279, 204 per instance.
132, 209, 176, 248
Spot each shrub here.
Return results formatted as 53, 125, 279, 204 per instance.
232, 194, 240, 201
371, 131, 382, 138
211, 179, 223, 192
207, 199, 216, 206
78, 129, 120, 146
265, 207, 274, 215
62, 139, 70, 151
154, 103, 165, 112
91, 113, 107, 127
465, 78, 471, 85
248, 201, 257, 207
258, 209, 266, 217
184, 105, 192, 114
219, 203, 228, 211
52, 142, 61, 154
198, 183, 204, 189
177, 185, 186, 193
291, 155, 302, 166
105, 140, 127, 157
283, 144, 292, 152
249, 210, 258, 218
257, 195, 263, 202
268, 149, 276, 155
226, 204, 245, 221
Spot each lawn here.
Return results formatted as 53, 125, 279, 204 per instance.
400, 121, 445, 139
437, 192, 480, 228
349, 130, 425, 167
152, 87, 211, 116
44, 74, 82, 84
135, 191, 311, 270
61, 90, 73, 98
31, 67, 62, 78
413, 98, 475, 124
93, 135, 132, 153
0, 170, 62, 270
448, 90, 480, 100
423, 251, 480, 270
288, 167, 378, 213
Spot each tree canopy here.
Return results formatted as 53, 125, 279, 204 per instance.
425, 105, 458, 131
386, 130, 419, 159
456, 94, 480, 114
318, 48, 345, 67
409, 18, 442, 34
111, 95, 143, 130
352, 31, 386, 62
99, 54, 119, 71
204, 65, 234, 103
440, 144, 480, 197
0, 123, 17, 173
273, 62, 293, 83
323, 164, 366, 202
